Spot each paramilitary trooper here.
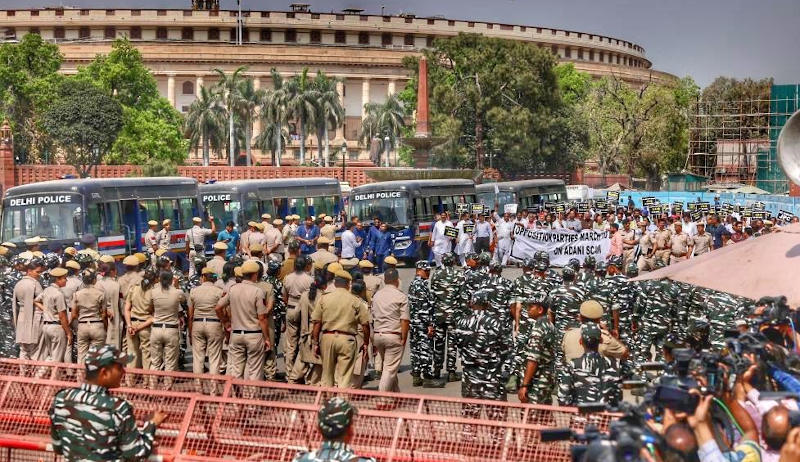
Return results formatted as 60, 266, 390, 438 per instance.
429, 252, 466, 384
407, 261, 436, 388
518, 295, 558, 404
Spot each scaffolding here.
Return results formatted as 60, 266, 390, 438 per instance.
687, 85, 800, 194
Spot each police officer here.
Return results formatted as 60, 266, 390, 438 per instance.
34, 267, 71, 362
289, 267, 327, 385
207, 242, 228, 277
320, 215, 336, 242
562, 300, 628, 362
283, 256, 314, 376
633, 263, 678, 365
359, 260, 383, 301
144, 220, 159, 261
311, 270, 371, 388
692, 222, 713, 257
13, 261, 44, 360
189, 267, 225, 376
49, 345, 167, 461
669, 222, 692, 265
215, 260, 272, 380
124, 270, 157, 370
292, 397, 376, 462
149, 271, 185, 373
371, 268, 409, 393
429, 253, 465, 385
97, 259, 122, 350
266, 219, 285, 261
557, 323, 622, 407
310, 236, 338, 267
156, 219, 172, 253
186, 216, 216, 278
518, 296, 557, 404
408, 261, 434, 387
71, 270, 107, 365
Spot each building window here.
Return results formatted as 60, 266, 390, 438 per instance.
427, 19, 434, 25
426, 36, 434, 47
285, 29, 297, 42
551, 29, 556, 35
404, 34, 414, 46
260, 28, 272, 42
487, 23, 493, 29
286, 12, 295, 19
551, 45, 558, 56
183, 10, 192, 16
79, 27, 90, 39
261, 12, 270, 18
536, 27, 542, 33
598, 51, 604, 62
448, 20, 455, 26
241, 28, 249, 42
4, 27, 15, 39
383, 16, 390, 22
565, 31, 570, 37
336, 14, 344, 20
5, 11, 13, 17
104, 27, 116, 39
54, 27, 65, 39
209, 10, 218, 17
577, 33, 582, 38
564, 47, 571, 58
182, 81, 194, 95
30, 10, 39, 16
616, 55, 620, 64
229, 28, 236, 42
130, 27, 141, 39
404, 17, 412, 23
29, 27, 40, 35
181, 105, 189, 113
467, 22, 474, 27
381, 33, 392, 46
589, 50, 594, 61
131, 10, 140, 16
334, 30, 345, 43
311, 13, 320, 19
157, 10, 167, 16
520, 26, 526, 32
106, 9, 114, 16
360, 15, 368, 21
358, 31, 369, 45
310, 30, 321, 43
156, 27, 168, 40
577, 49, 583, 60
349, 149, 359, 160
182, 27, 193, 40
500, 24, 513, 31
80, 9, 88, 16
208, 28, 219, 40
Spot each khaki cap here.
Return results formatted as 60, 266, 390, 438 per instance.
0, 247, 7, 256
148, 220, 158, 226
324, 216, 333, 223
162, 219, 171, 226
65, 260, 81, 270
49, 267, 68, 278
292, 215, 300, 220
18, 251, 33, 261
241, 260, 261, 274
192, 217, 202, 223
248, 221, 258, 228
580, 300, 604, 320
134, 253, 147, 264
1, 242, 17, 248
24, 236, 44, 245
255, 223, 265, 231
123, 255, 140, 266
384, 256, 398, 266
318, 236, 332, 245
99, 255, 116, 264
32, 251, 44, 258
64, 247, 78, 256
327, 262, 343, 274
335, 270, 352, 281
273, 219, 283, 226
250, 243, 264, 253
765, 220, 774, 226
234, 266, 243, 277
201, 267, 216, 275
318, 214, 327, 219
340, 258, 358, 270
213, 242, 228, 251
261, 213, 271, 220
155, 249, 168, 257
358, 260, 374, 269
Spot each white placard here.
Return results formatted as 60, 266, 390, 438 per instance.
504, 203, 518, 214
509, 227, 610, 267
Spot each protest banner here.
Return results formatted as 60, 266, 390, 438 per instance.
577, 202, 589, 213
471, 203, 485, 215
504, 203, 518, 214
509, 227, 610, 266
444, 225, 459, 239
607, 190, 620, 202
456, 203, 469, 214
463, 223, 475, 234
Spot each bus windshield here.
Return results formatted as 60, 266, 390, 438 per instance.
477, 191, 515, 210
267, 196, 340, 219
2, 194, 84, 241
350, 192, 409, 226
205, 199, 243, 229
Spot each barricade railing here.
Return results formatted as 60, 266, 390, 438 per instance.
0, 359, 621, 461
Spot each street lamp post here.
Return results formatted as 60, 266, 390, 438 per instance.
384, 135, 390, 167
341, 142, 348, 181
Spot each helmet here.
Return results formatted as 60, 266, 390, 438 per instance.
583, 255, 596, 269
193, 256, 206, 268
470, 289, 491, 307
654, 258, 667, 269
442, 253, 456, 266
625, 262, 639, 277
534, 251, 549, 263
46, 253, 61, 270
568, 258, 581, 270
477, 252, 491, 266
562, 266, 576, 281
523, 293, 547, 308
29, 257, 45, 268
267, 259, 281, 276
608, 255, 623, 268
488, 261, 502, 273
534, 260, 548, 272
157, 255, 172, 266
415, 260, 431, 271
522, 258, 536, 269
594, 261, 607, 274
74, 253, 93, 267
0, 256, 9, 267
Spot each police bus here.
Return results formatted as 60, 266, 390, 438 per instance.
199, 177, 343, 229
349, 179, 477, 262
477, 179, 568, 212
1, 177, 200, 260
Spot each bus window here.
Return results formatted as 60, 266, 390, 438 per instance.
139, 200, 160, 231
161, 200, 180, 228
105, 202, 123, 234
205, 200, 240, 229
86, 204, 103, 235
310, 196, 336, 217
260, 199, 278, 218
178, 198, 194, 228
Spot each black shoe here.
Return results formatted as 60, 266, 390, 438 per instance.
447, 371, 462, 382
423, 378, 447, 388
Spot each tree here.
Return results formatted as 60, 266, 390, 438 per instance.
360, 95, 406, 166
139, 158, 179, 177
77, 38, 159, 109
236, 77, 264, 167
286, 68, 319, 165
212, 66, 247, 166
42, 79, 123, 177
184, 86, 225, 166
259, 69, 289, 167
253, 119, 288, 166
108, 98, 188, 165
311, 71, 344, 167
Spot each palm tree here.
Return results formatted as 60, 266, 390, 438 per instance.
254, 120, 289, 166
260, 69, 289, 167
286, 68, 319, 165
184, 86, 225, 166
360, 95, 406, 166
312, 71, 344, 167
236, 78, 265, 167
212, 65, 247, 166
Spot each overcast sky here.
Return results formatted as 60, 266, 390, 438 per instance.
3, 0, 798, 87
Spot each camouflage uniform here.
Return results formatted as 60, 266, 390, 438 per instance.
575, 268, 596, 292
706, 289, 747, 350
49, 345, 157, 461
429, 256, 466, 377
633, 278, 679, 365
523, 314, 558, 403
407, 273, 434, 379
509, 269, 554, 382
557, 325, 621, 406
0, 263, 20, 358
264, 273, 286, 358
293, 397, 376, 462
293, 442, 376, 462
477, 268, 513, 376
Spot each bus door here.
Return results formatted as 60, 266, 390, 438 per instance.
120, 199, 144, 252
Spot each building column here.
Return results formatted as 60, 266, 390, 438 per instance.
167, 74, 176, 108
387, 79, 396, 96
195, 75, 204, 98
361, 78, 370, 120
336, 78, 345, 141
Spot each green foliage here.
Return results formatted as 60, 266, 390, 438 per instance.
77, 38, 159, 109
360, 95, 407, 165
312, 71, 344, 166
554, 63, 591, 106
108, 99, 188, 165
139, 158, 179, 177
184, 86, 225, 166
42, 79, 123, 177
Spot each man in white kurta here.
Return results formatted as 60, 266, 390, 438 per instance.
494, 213, 516, 266
429, 213, 454, 266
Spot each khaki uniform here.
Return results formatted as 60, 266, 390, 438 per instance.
61, 276, 83, 313
96, 276, 122, 349
73, 285, 107, 365
255, 279, 277, 379
309, 248, 338, 267
149, 285, 185, 372
207, 256, 226, 278
156, 228, 171, 251
320, 224, 336, 242
279, 257, 295, 281
118, 270, 143, 303
13, 276, 44, 360
669, 232, 691, 265
652, 229, 672, 264
239, 229, 251, 255
562, 326, 627, 361
217, 280, 269, 380
282, 271, 314, 372
288, 287, 330, 384
144, 229, 158, 255
620, 228, 637, 268
35, 284, 68, 362
247, 232, 267, 250
363, 274, 384, 302
187, 225, 213, 277
692, 233, 713, 256
265, 228, 284, 261
126, 285, 154, 369
189, 282, 225, 375
312, 287, 370, 388
370, 285, 409, 393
